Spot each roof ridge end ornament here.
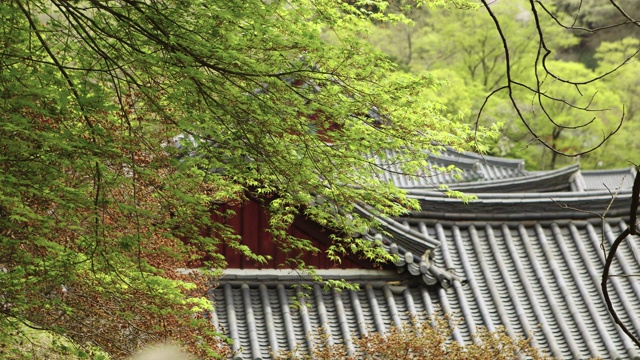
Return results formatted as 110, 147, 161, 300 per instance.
355, 204, 461, 288
418, 249, 465, 289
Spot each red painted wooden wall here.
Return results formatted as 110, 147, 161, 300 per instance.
208, 198, 375, 270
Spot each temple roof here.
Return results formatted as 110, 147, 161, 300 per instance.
212, 216, 640, 360
212, 150, 640, 360
376, 149, 527, 188
379, 148, 636, 194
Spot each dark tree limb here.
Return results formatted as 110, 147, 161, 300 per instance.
601, 168, 640, 348
534, 1, 640, 85
477, 0, 625, 159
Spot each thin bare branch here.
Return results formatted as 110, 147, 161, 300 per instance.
602, 169, 640, 348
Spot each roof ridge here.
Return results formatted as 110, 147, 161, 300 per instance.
409, 164, 580, 194
449, 150, 525, 168
405, 190, 632, 221
408, 188, 632, 200
581, 166, 636, 175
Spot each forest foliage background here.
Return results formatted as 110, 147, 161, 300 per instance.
368, 0, 640, 170
1, 0, 640, 359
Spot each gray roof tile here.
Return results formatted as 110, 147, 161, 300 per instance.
577, 168, 636, 192
212, 273, 446, 359
422, 218, 640, 359
212, 215, 640, 359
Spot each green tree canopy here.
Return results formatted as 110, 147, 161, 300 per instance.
366, 0, 632, 170
498, 60, 624, 169
0, 0, 496, 358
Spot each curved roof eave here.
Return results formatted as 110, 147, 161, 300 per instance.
447, 150, 525, 169
405, 189, 633, 221
427, 164, 580, 194
352, 204, 439, 250
353, 204, 461, 288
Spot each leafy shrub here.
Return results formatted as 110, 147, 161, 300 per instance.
275, 314, 554, 360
